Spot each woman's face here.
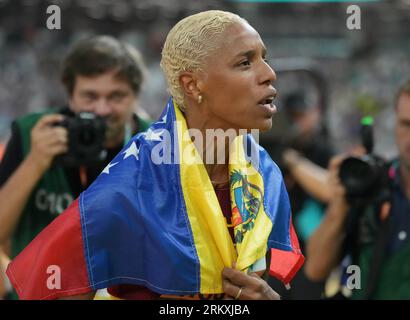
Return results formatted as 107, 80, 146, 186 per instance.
198, 21, 277, 132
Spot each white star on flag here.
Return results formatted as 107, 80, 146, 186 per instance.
144, 129, 163, 142
123, 141, 140, 160
158, 113, 167, 124
102, 162, 118, 174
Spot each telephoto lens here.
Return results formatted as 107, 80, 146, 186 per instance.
338, 116, 391, 206
339, 155, 386, 202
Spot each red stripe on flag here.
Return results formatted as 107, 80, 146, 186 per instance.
6, 199, 92, 300
269, 217, 305, 285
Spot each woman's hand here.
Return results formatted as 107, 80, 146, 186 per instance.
222, 267, 280, 300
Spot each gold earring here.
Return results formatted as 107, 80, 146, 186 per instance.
198, 94, 203, 104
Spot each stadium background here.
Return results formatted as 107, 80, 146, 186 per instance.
0, 0, 409, 158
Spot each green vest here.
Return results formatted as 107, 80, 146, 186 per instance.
352, 242, 410, 299
350, 204, 410, 300
12, 111, 72, 259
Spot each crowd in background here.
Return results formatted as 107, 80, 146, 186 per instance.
0, 0, 409, 155
1, 0, 410, 300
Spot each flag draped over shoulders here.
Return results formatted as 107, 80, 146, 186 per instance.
7, 98, 304, 299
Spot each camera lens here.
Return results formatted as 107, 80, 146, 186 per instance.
78, 124, 96, 145
56, 112, 107, 166
339, 157, 377, 197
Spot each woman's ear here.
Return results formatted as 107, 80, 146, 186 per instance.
179, 71, 202, 104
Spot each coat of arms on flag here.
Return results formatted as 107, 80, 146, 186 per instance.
230, 169, 262, 244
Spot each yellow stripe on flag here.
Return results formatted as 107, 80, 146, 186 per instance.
174, 102, 272, 293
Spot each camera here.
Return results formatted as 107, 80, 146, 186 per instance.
339, 117, 391, 206
54, 111, 107, 167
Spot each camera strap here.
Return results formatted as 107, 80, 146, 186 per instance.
364, 161, 397, 299
364, 202, 393, 299
79, 166, 88, 188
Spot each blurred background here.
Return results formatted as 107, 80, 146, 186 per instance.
0, 0, 409, 155
1, 0, 410, 299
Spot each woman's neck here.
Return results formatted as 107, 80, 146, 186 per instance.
184, 105, 235, 184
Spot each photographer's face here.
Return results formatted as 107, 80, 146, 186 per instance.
69, 69, 136, 148
396, 93, 410, 169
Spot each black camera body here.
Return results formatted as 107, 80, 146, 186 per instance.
339, 154, 390, 206
339, 117, 391, 207
54, 111, 107, 167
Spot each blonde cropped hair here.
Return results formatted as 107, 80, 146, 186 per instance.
160, 10, 246, 111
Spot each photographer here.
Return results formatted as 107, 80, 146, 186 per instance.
305, 80, 410, 299
270, 92, 333, 300
0, 36, 150, 298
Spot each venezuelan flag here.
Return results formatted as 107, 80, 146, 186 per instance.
6, 98, 304, 299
